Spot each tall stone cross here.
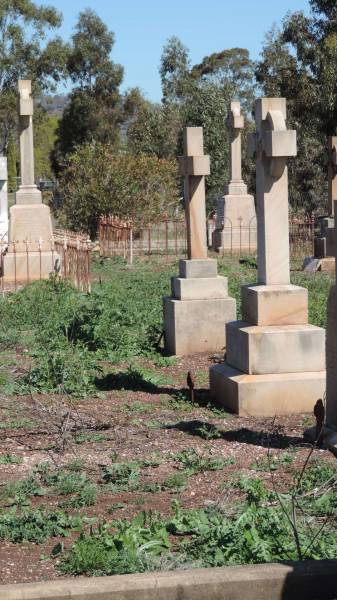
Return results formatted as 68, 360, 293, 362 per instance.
0, 157, 8, 240
328, 136, 337, 218
16, 80, 42, 205
226, 101, 247, 195
179, 127, 210, 259
248, 98, 297, 285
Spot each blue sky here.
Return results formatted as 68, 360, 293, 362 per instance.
37, 0, 310, 101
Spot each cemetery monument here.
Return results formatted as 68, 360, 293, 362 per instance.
3, 80, 56, 282
163, 126, 236, 355
210, 98, 326, 415
213, 101, 256, 253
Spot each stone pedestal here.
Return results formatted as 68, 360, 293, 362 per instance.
2, 80, 58, 284
3, 203, 56, 282
164, 259, 236, 355
213, 191, 256, 252
210, 286, 325, 415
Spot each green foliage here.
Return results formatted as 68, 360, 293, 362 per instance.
162, 472, 187, 492
255, 1, 337, 214
34, 113, 59, 181
52, 9, 125, 174
56, 143, 180, 236
60, 512, 171, 576
173, 448, 230, 475
101, 462, 140, 491
60, 470, 337, 576
0, 508, 81, 543
0, 454, 23, 465
0, 0, 68, 153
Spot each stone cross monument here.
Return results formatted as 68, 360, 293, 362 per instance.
0, 157, 8, 242
179, 127, 209, 259
213, 101, 256, 253
3, 80, 56, 282
163, 126, 236, 355
314, 136, 337, 263
210, 98, 325, 416
16, 80, 42, 205
227, 100, 246, 194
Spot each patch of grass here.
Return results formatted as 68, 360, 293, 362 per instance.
0, 508, 82, 543
173, 448, 233, 474
0, 454, 23, 464
251, 452, 294, 472
162, 472, 187, 492
101, 461, 140, 491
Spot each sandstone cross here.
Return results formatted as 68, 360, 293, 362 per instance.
16, 80, 41, 205
226, 101, 246, 194
179, 127, 210, 259
328, 136, 337, 218
0, 157, 8, 240
249, 98, 297, 285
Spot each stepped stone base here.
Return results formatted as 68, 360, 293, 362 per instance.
213, 194, 256, 252
163, 258, 236, 356
210, 363, 326, 416
226, 322, 325, 375
163, 296, 236, 355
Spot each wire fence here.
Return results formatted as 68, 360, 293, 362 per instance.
99, 215, 316, 261
0, 229, 91, 293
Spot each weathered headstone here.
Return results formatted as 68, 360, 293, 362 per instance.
0, 157, 8, 242
163, 127, 236, 355
3, 80, 56, 282
210, 98, 325, 415
313, 136, 337, 268
213, 101, 256, 253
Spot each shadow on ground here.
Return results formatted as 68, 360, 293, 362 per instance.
165, 420, 303, 448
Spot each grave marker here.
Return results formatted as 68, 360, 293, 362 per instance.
163, 126, 236, 355
210, 98, 325, 415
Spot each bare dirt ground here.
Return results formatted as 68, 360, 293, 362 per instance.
0, 352, 330, 584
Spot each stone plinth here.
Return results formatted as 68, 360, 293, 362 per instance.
3, 203, 56, 282
213, 194, 256, 252
163, 259, 236, 355
210, 364, 325, 416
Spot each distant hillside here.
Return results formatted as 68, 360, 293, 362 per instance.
40, 94, 69, 116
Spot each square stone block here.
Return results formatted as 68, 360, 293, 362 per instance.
15, 186, 42, 205
209, 363, 326, 416
179, 156, 210, 177
171, 276, 228, 300
264, 130, 297, 158
9, 203, 53, 251
241, 284, 308, 326
163, 296, 236, 355
3, 251, 58, 282
226, 322, 325, 375
179, 259, 217, 279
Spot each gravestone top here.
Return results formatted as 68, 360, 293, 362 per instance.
249, 97, 296, 285
179, 126, 209, 260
